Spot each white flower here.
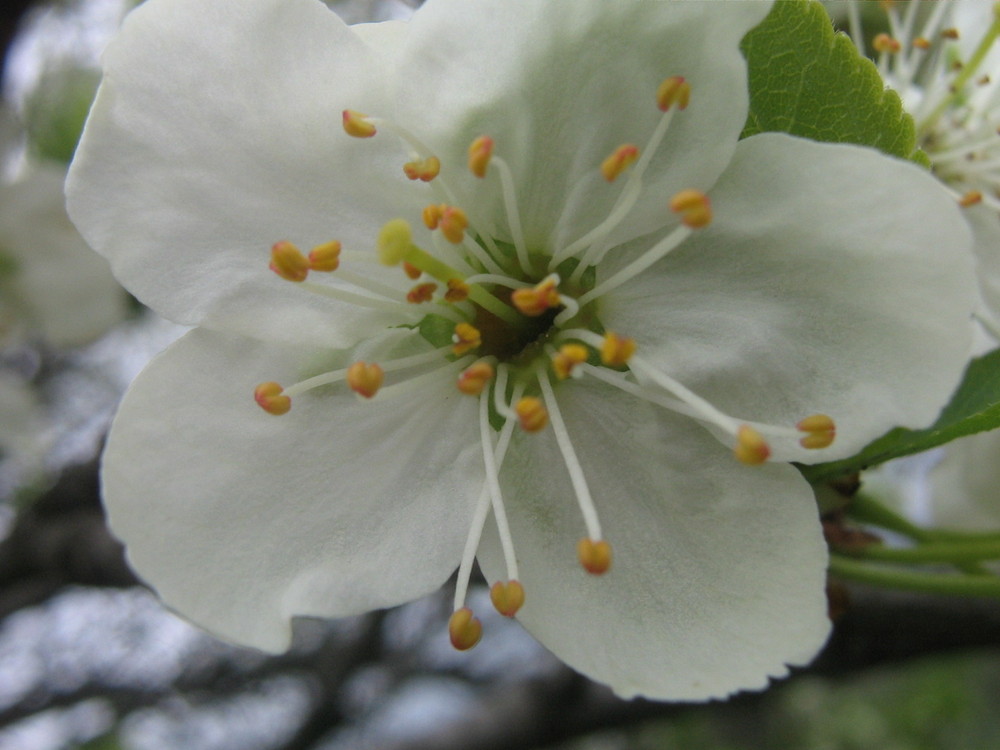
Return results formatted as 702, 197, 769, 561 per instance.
67, 0, 977, 700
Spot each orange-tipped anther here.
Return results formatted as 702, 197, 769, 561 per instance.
515, 397, 548, 432
656, 75, 690, 111
942, 27, 959, 40
600, 332, 636, 367
448, 607, 482, 650
960, 190, 983, 207
669, 188, 712, 228
490, 580, 525, 617
873, 33, 901, 54
439, 206, 469, 244
445, 278, 470, 303
600, 143, 639, 182
403, 156, 441, 182
403, 261, 422, 280
468, 135, 494, 178
269, 241, 310, 282
734, 424, 771, 465
308, 240, 341, 272
913, 36, 931, 50
452, 323, 482, 355
254, 382, 291, 416
406, 282, 438, 304
346, 361, 384, 399
577, 538, 612, 575
457, 362, 495, 395
797, 413, 836, 450
342, 109, 376, 138
511, 276, 561, 317
422, 204, 443, 230
552, 343, 589, 380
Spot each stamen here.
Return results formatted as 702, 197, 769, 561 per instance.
448, 607, 482, 650
656, 75, 691, 111
403, 156, 440, 182
346, 361, 384, 399
873, 33, 902, 54
734, 424, 771, 465
468, 135, 494, 178
797, 413, 836, 450
600, 144, 640, 182
960, 189, 984, 207
479, 387, 521, 600
457, 361, 495, 395
444, 278, 470, 303
307, 241, 341, 272
489, 580, 525, 617
489, 151, 533, 274
342, 109, 377, 138
452, 322, 482, 355
600, 332, 636, 367
511, 275, 562, 317
439, 206, 469, 244
551, 343, 589, 380
515, 396, 548, 432
406, 282, 438, 303
403, 261, 422, 280
577, 538, 612, 575
269, 241, 310, 282
669, 189, 712, 228
254, 382, 291, 415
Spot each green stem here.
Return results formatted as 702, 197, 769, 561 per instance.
829, 555, 1000, 598
844, 540, 1000, 564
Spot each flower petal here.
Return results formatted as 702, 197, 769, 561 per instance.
66, 0, 424, 347
602, 133, 977, 462
476, 379, 830, 701
104, 328, 481, 651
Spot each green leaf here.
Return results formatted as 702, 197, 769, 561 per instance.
740, 0, 917, 160
802, 349, 1000, 483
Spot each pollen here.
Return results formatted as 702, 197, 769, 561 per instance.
448, 607, 482, 650
873, 33, 901, 53
269, 241, 310, 282
515, 396, 548, 432
377, 219, 413, 266
439, 206, 469, 244
669, 188, 712, 228
552, 343, 589, 379
797, 413, 836, 450
342, 109, 377, 138
254, 382, 291, 415
444, 278, 470, 303
577, 538, 612, 575
490, 580, 525, 617
452, 323, 482, 355
734, 424, 771, 465
468, 135, 494, 178
307, 240, 341, 272
403, 156, 441, 182
600, 332, 636, 367
960, 190, 983, 207
457, 361, 495, 395
406, 282, 438, 303
600, 143, 639, 182
656, 75, 690, 111
422, 204, 442, 230
346, 361, 384, 399
511, 276, 561, 317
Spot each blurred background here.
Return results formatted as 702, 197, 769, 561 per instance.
1, 1, 1000, 748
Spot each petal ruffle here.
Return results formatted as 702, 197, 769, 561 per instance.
103, 328, 481, 651
476, 379, 830, 701
602, 133, 977, 462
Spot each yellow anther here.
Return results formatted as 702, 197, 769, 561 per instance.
873, 33, 901, 54
406, 282, 438, 304
577, 538, 612, 575
797, 414, 836, 450
254, 382, 291, 416
552, 343, 589, 380
438, 206, 469, 244
600, 143, 639, 182
600, 332, 636, 367
346, 361, 384, 399
445, 278, 470, 303
960, 190, 983, 207
307, 240, 341, 272
403, 261, 422, 280
913, 36, 931, 50
656, 75, 690, 111
448, 607, 482, 650
490, 580, 525, 618
342, 109, 376, 138
402, 156, 440, 182
511, 276, 561, 317
669, 188, 712, 228
734, 424, 771, 466
422, 204, 443, 230
942, 28, 960, 40
269, 240, 310, 282
457, 361, 495, 395
377, 219, 413, 266
468, 135, 494, 178
515, 397, 548, 432
452, 322, 482, 355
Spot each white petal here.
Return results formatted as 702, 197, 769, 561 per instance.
390, 0, 771, 251
602, 133, 977, 462
477, 379, 830, 701
104, 328, 482, 651
66, 0, 425, 347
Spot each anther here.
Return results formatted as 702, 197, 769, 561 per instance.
406, 282, 438, 303
656, 75, 690, 111
342, 109, 377, 138
457, 362, 495, 395
468, 135, 494, 178
452, 323, 482, 355
960, 190, 983, 207
254, 382, 291, 415
403, 261, 422, 280
797, 414, 836, 450
448, 607, 482, 650
308, 240, 341, 272
600, 332, 636, 367
403, 156, 440, 182
913, 36, 931, 50
445, 278, 470, 303
511, 275, 561, 317
577, 538, 612, 575
734, 424, 771, 465
346, 361, 384, 399
873, 33, 901, 53
377, 219, 413, 266
269, 241, 310, 282
552, 343, 589, 380
490, 580, 525, 617
515, 397, 548, 432
438, 206, 469, 244
669, 189, 712, 228
600, 144, 639, 182
942, 28, 959, 40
